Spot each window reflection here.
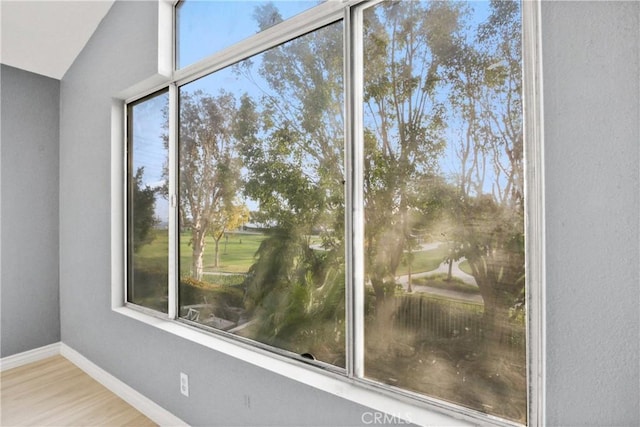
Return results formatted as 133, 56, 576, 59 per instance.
127, 90, 170, 313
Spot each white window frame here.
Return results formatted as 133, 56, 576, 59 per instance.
111, 1, 545, 425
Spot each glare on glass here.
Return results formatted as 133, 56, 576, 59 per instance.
361, 1, 526, 423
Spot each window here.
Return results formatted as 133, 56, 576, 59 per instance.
176, 21, 346, 367
361, 1, 527, 422
126, 89, 169, 313
124, 1, 539, 425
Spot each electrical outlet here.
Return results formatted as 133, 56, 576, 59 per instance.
180, 372, 189, 397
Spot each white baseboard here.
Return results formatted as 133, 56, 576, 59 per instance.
60, 343, 188, 427
0, 342, 61, 372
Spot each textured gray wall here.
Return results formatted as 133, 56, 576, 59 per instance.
1, 65, 60, 357
542, 2, 639, 425
54, 1, 640, 426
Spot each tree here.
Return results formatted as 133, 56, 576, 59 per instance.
131, 167, 159, 252
234, 16, 345, 272
229, 11, 346, 362
239, 6, 345, 219
242, 0, 462, 330
362, 1, 459, 318
443, 0, 525, 345
178, 90, 241, 280
209, 202, 249, 269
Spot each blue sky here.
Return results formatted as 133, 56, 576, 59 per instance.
176, 0, 320, 69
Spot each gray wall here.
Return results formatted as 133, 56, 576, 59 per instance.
52, 1, 639, 427
542, 2, 639, 425
1, 65, 60, 357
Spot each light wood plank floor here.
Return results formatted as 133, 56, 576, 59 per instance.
1, 356, 156, 426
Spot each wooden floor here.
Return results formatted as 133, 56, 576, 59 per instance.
1, 356, 156, 426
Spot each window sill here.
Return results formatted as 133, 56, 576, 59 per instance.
112, 305, 477, 427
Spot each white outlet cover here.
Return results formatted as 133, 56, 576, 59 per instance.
180, 372, 189, 397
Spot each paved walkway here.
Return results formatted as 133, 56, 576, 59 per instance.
396, 258, 477, 287
201, 242, 482, 303
202, 271, 247, 276
395, 250, 482, 303
310, 241, 482, 303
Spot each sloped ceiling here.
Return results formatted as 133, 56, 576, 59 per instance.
0, 0, 115, 80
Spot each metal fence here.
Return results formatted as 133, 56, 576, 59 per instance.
393, 295, 484, 339
392, 295, 525, 351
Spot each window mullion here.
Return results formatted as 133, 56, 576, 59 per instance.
168, 83, 179, 320
346, 4, 365, 379
523, 0, 546, 424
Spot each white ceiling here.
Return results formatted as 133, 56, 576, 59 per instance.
0, 0, 115, 80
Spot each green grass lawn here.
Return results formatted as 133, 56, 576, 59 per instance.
137, 231, 333, 278
179, 232, 266, 275
133, 229, 266, 276
134, 229, 169, 265
138, 232, 453, 279
130, 229, 170, 311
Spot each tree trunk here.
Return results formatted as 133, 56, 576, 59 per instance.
192, 245, 204, 280
446, 258, 453, 281
214, 238, 221, 268
483, 302, 511, 348
371, 278, 395, 344
372, 279, 388, 313
191, 228, 206, 280
473, 271, 513, 355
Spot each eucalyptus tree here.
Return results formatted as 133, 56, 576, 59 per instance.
443, 0, 525, 344
362, 0, 460, 313
230, 11, 346, 360
177, 90, 242, 280
239, 0, 463, 326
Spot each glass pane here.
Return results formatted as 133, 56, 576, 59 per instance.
178, 21, 345, 367
362, 1, 526, 423
127, 90, 170, 313
176, 0, 323, 69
